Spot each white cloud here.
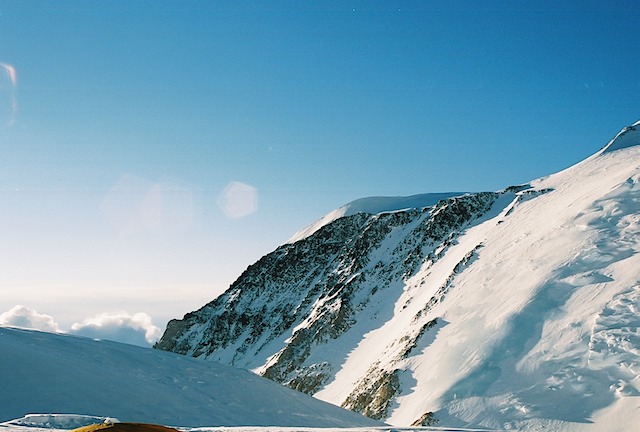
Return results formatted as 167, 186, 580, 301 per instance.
69, 312, 162, 347
0, 306, 164, 347
218, 181, 258, 219
0, 305, 61, 333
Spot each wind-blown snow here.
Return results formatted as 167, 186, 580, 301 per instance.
0, 327, 381, 428
288, 192, 464, 243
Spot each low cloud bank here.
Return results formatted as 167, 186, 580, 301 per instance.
0, 306, 162, 347
0, 305, 61, 333
69, 312, 162, 347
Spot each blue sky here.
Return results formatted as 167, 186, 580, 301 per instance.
1, 1, 639, 342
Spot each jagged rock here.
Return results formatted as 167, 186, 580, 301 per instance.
411, 412, 439, 426
341, 367, 401, 420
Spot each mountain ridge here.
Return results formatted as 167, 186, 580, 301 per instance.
287, 192, 466, 243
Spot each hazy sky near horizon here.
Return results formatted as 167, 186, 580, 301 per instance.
1, 1, 639, 345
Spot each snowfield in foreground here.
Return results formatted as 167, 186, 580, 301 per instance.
0, 327, 380, 428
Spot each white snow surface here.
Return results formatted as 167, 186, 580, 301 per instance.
288, 192, 463, 243
0, 327, 382, 428
308, 124, 640, 430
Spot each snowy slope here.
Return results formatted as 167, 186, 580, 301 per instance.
601, 121, 640, 153
0, 327, 382, 428
316, 122, 640, 429
156, 121, 640, 431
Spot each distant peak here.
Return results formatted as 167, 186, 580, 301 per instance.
600, 120, 640, 154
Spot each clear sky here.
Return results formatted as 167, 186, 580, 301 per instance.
1, 1, 639, 345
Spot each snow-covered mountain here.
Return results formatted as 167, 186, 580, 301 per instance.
0, 327, 381, 428
155, 121, 640, 430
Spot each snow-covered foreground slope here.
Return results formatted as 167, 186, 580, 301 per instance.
0, 327, 382, 428
156, 121, 640, 430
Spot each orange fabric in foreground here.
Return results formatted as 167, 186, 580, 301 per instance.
72, 423, 180, 432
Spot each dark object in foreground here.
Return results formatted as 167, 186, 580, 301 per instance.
73, 423, 180, 432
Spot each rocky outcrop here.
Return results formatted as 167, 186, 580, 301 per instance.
342, 366, 401, 420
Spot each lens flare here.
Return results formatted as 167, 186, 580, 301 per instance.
101, 174, 196, 235
218, 181, 258, 219
0, 63, 17, 86
0, 62, 17, 126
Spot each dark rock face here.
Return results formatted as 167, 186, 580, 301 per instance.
412, 412, 439, 426
342, 366, 401, 420
155, 191, 506, 418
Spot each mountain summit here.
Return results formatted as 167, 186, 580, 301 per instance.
156, 121, 640, 431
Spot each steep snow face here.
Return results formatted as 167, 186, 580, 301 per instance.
0, 327, 381, 428
156, 122, 640, 430
287, 192, 464, 243
600, 120, 640, 153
